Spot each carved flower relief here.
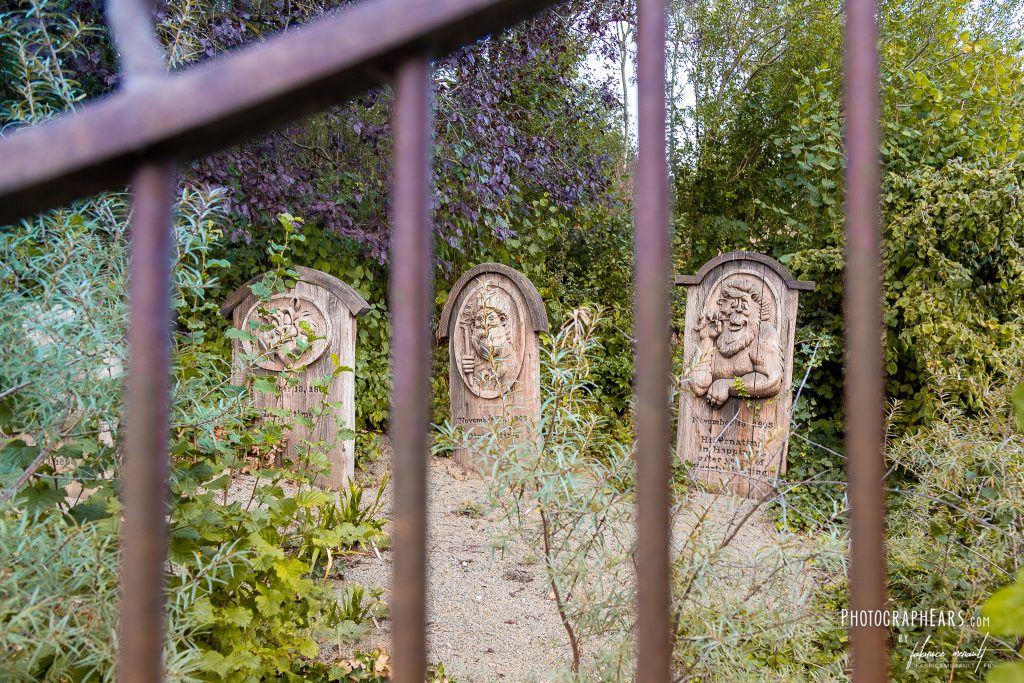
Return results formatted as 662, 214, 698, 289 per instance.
454, 279, 525, 399
683, 272, 786, 408
240, 294, 332, 372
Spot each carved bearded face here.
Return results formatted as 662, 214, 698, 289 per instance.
708, 280, 767, 358
455, 279, 525, 399
469, 289, 514, 365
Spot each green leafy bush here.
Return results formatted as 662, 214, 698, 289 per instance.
0, 25, 388, 666
880, 367, 1023, 679
0, 187, 391, 680
0, 511, 211, 681
982, 572, 1024, 682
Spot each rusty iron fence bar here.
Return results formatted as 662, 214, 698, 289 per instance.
843, 0, 888, 680
0, 0, 559, 223
389, 56, 433, 683
634, 0, 672, 680
108, 1, 177, 679
106, 0, 166, 82
120, 162, 176, 683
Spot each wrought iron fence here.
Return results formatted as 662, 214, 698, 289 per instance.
0, 0, 886, 680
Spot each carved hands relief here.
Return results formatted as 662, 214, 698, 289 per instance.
454, 279, 525, 399
684, 273, 785, 408
241, 294, 331, 372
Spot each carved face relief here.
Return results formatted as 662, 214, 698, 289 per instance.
241, 294, 331, 372
686, 273, 785, 406
454, 280, 525, 398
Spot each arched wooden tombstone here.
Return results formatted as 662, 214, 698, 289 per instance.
438, 263, 549, 472
222, 266, 370, 488
676, 252, 814, 499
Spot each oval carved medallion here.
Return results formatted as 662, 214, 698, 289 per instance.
240, 294, 332, 372
453, 279, 526, 399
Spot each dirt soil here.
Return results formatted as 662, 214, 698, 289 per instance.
336, 449, 571, 682
317, 438, 814, 683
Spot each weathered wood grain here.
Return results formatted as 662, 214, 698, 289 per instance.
224, 270, 369, 489
439, 264, 547, 472
676, 252, 813, 498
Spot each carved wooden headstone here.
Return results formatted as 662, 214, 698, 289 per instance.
676, 252, 814, 498
222, 266, 370, 488
438, 263, 549, 471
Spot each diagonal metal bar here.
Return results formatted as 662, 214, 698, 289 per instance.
634, 0, 672, 680
388, 56, 433, 683
843, 0, 888, 680
0, 0, 556, 223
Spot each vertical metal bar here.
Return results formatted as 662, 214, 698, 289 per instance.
106, 0, 166, 83
107, 2, 174, 680
634, 0, 672, 680
844, 0, 887, 680
120, 162, 175, 683
389, 56, 432, 683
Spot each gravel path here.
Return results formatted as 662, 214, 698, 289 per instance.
219, 437, 821, 681
338, 452, 572, 682
216, 450, 571, 680
327, 438, 819, 683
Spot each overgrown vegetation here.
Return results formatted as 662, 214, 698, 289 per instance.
0, 185, 393, 679
440, 311, 1023, 681
667, 0, 1024, 672
671, 0, 1024, 523
439, 310, 847, 680
0, 6, 394, 677
884, 368, 1024, 679
2, 0, 1022, 678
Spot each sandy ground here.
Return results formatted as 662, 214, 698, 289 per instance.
337, 452, 572, 682
318, 438, 819, 683
220, 436, 821, 682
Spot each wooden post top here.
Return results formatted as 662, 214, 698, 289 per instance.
675, 251, 815, 292
220, 265, 371, 319
437, 262, 549, 343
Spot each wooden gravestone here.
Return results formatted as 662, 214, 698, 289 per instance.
222, 266, 370, 488
675, 252, 814, 498
438, 263, 549, 472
